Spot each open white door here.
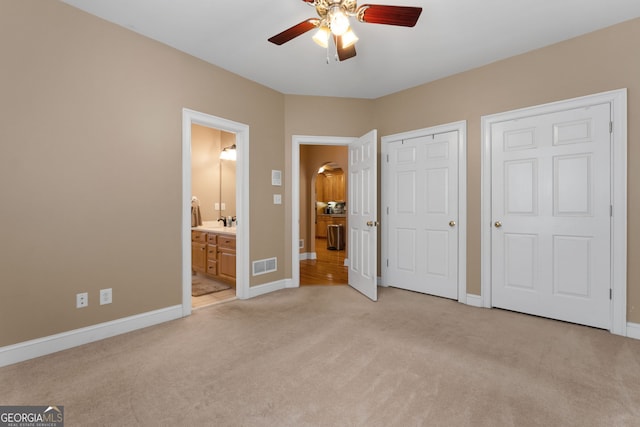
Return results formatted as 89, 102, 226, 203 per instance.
348, 130, 378, 301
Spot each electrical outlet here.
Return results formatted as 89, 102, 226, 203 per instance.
100, 288, 112, 305
221, 202, 226, 210
214, 202, 220, 210
299, 239, 304, 249
76, 292, 88, 308
273, 194, 282, 204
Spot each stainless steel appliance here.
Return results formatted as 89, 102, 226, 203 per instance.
327, 224, 344, 250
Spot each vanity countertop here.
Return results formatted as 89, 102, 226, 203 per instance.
192, 221, 236, 235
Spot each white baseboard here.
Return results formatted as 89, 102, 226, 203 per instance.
247, 279, 287, 298
626, 322, 640, 340
465, 294, 483, 308
298, 252, 317, 261
0, 305, 183, 368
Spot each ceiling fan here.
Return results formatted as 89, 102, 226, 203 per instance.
268, 0, 422, 61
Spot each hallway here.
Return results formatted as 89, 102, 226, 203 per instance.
300, 238, 347, 285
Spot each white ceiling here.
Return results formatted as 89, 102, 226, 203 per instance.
61, 0, 640, 99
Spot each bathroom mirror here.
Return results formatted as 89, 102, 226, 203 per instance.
191, 124, 236, 223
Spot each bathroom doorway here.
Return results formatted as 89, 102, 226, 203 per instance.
181, 109, 250, 317
190, 124, 237, 308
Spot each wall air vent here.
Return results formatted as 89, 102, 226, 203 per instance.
252, 257, 277, 276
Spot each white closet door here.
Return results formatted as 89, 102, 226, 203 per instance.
491, 103, 611, 329
386, 131, 459, 299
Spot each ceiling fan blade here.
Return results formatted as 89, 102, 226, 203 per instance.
268, 19, 318, 45
335, 35, 357, 61
357, 5, 422, 27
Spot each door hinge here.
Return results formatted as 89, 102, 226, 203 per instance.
610, 288, 613, 300
386, 154, 389, 162
609, 121, 613, 133
386, 206, 389, 215
610, 205, 613, 217
386, 259, 389, 267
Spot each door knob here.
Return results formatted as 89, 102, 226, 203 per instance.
449, 220, 456, 227
494, 221, 502, 228
366, 221, 379, 227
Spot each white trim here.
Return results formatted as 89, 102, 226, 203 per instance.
0, 305, 182, 367
182, 109, 251, 316
480, 89, 627, 335
299, 252, 317, 261
465, 294, 483, 308
626, 323, 640, 340
290, 135, 357, 287
247, 279, 288, 298
380, 121, 468, 304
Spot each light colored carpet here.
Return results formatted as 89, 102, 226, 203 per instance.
1, 286, 639, 426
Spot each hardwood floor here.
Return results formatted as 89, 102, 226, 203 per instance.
300, 238, 348, 286
191, 273, 236, 309
193, 237, 345, 307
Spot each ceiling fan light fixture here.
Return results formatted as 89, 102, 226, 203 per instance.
312, 25, 330, 48
328, 6, 350, 36
341, 27, 359, 48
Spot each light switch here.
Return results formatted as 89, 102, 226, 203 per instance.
273, 194, 282, 205
221, 202, 226, 210
214, 202, 220, 210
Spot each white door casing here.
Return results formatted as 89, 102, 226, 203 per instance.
384, 131, 459, 299
382, 121, 467, 303
481, 89, 627, 335
348, 130, 378, 301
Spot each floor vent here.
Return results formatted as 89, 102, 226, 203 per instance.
252, 257, 277, 276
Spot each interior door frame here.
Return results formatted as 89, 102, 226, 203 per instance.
480, 89, 627, 336
182, 108, 250, 316
381, 121, 468, 303
290, 135, 357, 287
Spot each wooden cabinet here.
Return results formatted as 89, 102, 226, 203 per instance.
316, 173, 327, 202
218, 234, 236, 282
333, 216, 346, 228
317, 170, 345, 202
191, 231, 207, 273
329, 172, 345, 202
191, 230, 236, 285
206, 233, 218, 277
316, 216, 329, 238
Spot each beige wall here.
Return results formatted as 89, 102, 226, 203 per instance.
299, 145, 349, 254
0, 1, 284, 346
372, 18, 640, 321
2, 1, 638, 349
